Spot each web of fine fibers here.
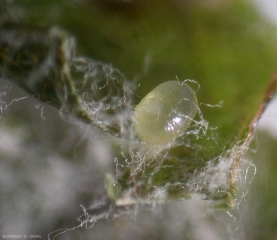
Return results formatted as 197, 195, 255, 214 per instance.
0, 17, 254, 239
47, 53, 255, 240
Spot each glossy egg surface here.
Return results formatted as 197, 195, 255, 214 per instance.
134, 81, 198, 145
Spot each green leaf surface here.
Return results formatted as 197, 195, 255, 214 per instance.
1, 0, 277, 205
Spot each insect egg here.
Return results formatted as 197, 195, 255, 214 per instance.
133, 81, 198, 145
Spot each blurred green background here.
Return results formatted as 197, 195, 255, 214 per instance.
1, 0, 277, 239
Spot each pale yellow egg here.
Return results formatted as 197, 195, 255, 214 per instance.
134, 81, 198, 145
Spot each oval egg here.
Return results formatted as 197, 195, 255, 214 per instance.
134, 81, 198, 145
